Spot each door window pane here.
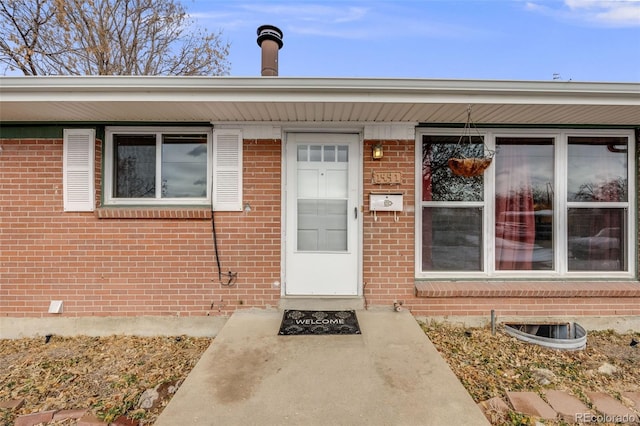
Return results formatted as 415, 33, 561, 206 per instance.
568, 208, 625, 271
113, 134, 156, 198
310, 145, 322, 162
324, 145, 336, 162
422, 135, 484, 202
298, 144, 348, 163
337, 145, 348, 162
162, 135, 207, 198
422, 207, 483, 271
495, 138, 554, 270
568, 137, 628, 202
297, 145, 308, 162
298, 200, 347, 251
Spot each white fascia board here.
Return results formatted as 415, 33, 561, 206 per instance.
1, 76, 639, 106
1, 75, 638, 93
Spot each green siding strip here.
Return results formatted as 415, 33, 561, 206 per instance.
0, 122, 211, 139
0, 125, 66, 139
417, 123, 640, 129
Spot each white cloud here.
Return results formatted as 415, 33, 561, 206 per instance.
190, 2, 494, 41
238, 3, 369, 25
188, 3, 371, 39
568, 0, 640, 26
527, 0, 640, 27
591, 4, 640, 26
524, 2, 546, 12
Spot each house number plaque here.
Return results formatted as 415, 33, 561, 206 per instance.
372, 171, 402, 185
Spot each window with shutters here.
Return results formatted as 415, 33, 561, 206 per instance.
104, 127, 242, 210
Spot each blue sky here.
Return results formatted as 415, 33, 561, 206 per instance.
190, 0, 640, 82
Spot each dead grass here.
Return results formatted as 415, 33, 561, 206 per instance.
2, 324, 638, 426
0, 335, 211, 425
421, 322, 640, 425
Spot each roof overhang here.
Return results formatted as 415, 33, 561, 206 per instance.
1, 76, 638, 125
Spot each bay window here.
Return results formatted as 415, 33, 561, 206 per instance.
418, 129, 635, 278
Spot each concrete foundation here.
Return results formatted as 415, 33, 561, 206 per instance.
0, 315, 228, 339
2, 313, 638, 340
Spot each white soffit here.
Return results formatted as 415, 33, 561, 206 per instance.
0, 76, 639, 125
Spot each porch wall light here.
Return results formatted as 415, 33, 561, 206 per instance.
372, 143, 383, 160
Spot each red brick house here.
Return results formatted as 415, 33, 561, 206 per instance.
1, 70, 639, 327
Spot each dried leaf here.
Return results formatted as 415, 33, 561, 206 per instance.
421, 322, 640, 425
0, 335, 210, 424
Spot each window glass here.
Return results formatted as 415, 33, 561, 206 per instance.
297, 145, 308, 162
495, 138, 554, 270
568, 208, 626, 271
112, 132, 209, 200
337, 145, 348, 162
296, 143, 349, 252
323, 145, 336, 162
422, 207, 483, 271
422, 135, 484, 202
310, 145, 322, 162
113, 134, 156, 198
161, 135, 207, 198
568, 137, 628, 202
298, 200, 348, 251
419, 130, 632, 277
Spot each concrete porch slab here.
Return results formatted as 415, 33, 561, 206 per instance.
278, 297, 365, 311
155, 309, 489, 426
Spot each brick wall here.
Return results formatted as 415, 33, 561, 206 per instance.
360, 139, 640, 318
409, 296, 640, 317
412, 282, 640, 317
362, 140, 416, 308
0, 138, 281, 317
1, 135, 638, 319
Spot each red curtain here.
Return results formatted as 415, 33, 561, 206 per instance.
495, 145, 536, 270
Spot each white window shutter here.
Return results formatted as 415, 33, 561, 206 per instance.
63, 129, 95, 212
213, 129, 243, 211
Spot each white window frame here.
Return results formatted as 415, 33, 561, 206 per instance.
104, 126, 213, 206
415, 128, 636, 279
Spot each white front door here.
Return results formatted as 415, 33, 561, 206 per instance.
285, 133, 360, 295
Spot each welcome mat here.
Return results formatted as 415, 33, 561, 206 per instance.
278, 310, 361, 335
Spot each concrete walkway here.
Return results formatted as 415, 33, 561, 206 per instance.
155, 309, 489, 426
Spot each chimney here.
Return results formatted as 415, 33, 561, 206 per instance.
257, 25, 283, 76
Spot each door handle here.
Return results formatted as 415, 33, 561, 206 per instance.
354, 206, 358, 219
